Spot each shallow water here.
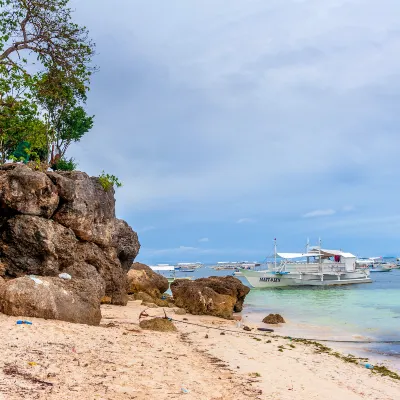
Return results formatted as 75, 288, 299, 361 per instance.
169, 266, 400, 370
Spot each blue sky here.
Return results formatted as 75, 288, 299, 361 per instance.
70, 0, 400, 263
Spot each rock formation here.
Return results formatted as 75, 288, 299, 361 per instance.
262, 314, 285, 324
0, 164, 140, 323
0, 275, 103, 325
170, 276, 250, 319
127, 262, 169, 298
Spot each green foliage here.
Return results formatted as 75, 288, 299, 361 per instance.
0, 0, 96, 165
98, 171, 123, 192
51, 157, 77, 171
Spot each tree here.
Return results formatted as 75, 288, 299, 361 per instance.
0, 0, 96, 164
0, 96, 40, 163
35, 66, 93, 163
0, 0, 95, 82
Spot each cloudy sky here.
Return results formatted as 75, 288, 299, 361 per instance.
70, 0, 400, 263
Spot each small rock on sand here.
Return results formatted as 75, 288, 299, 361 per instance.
262, 314, 285, 324
139, 318, 177, 332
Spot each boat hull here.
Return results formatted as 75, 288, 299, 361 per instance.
241, 270, 372, 288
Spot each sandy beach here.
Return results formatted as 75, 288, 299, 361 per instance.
0, 301, 399, 400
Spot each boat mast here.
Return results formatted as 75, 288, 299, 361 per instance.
306, 237, 310, 264
274, 238, 277, 269
318, 238, 322, 274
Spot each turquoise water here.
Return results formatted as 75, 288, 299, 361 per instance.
170, 266, 400, 368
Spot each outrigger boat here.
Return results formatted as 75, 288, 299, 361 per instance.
240, 240, 372, 288
356, 258, 393, 272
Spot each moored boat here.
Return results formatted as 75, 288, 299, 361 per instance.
241, 241, 371, 288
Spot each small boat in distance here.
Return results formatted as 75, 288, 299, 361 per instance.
356, 257, 394, 272
149, 264, 193, 283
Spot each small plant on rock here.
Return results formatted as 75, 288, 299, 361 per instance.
98, 171, 122, 191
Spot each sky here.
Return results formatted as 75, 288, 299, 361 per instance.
70, 0, 400, 263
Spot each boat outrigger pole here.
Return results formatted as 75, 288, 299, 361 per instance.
274, 238, 277, 270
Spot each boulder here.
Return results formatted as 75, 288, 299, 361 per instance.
0, 165, 59, 218
0, 215, 126, 305
0, 276, 104, 325
127, 263, 169, 298
262, 314, 285, 324
47, 171, 116, 247
170, 277, 250, 319
139, 318, 177, 332
112, 219, 140, 271
0, 165, 140, 311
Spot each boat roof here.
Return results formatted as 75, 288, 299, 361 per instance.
277, 249, 356, 259
277, 252, 319, 259
150, 266, 175, 271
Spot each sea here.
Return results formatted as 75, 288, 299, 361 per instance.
169, 266, 400, 371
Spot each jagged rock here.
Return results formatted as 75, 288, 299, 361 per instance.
47, 171, 116, 247
139, 318, 177, 332
127, 263, 169, 298
131, 291, 155, 303
0, 215, 125, 305
0, 165, 140, 310
112, 219, 140, 271
262, 314, 285, 324
0, 165, 58, 218
0, 276, 103, 325
170, 276, 250, 319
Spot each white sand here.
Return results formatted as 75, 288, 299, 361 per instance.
0, 302, 398, 400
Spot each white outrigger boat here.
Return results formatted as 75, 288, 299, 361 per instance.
240, 241, 372, 288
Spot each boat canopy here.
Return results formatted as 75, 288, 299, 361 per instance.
150, 266, 175, 271
277, 252, 320, 259
277, 249, 356, 259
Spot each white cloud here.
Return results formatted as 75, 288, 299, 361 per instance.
342, 205, 355, 212
198, 237, 209, 243
237, 218, 255, 224
303, 209, 336, 218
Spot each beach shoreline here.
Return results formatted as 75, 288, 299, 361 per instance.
0, 301, 399, 399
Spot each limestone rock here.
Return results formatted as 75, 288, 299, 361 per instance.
0, 165, 58, 218
112, 219, 140, 271
174, 308, 187, 315
0, 165, 140, 310
0, 215, 125, 304
47, 171, 116, 247
170, 276, 250, 319
127, 263, 169, 298
139, 318, 177, 332
262, 314, 285, 324
0, 276, 103, 325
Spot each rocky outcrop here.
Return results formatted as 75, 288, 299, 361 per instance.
262, 314, 285, 324
0, 164, 140, 315
127, 263, 169, 298
0, 276, 103, 325
170, 276, 250, 319
0, 165, 59, 218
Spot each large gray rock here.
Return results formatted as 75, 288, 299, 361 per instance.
0, 276, 103, 325
47, 171, 116, 247
112, 219, 140, 271
127, 263, 169, 299
0, 165, 59, 218
0, 164, 140, 313
171, 276, 250, 319
0, 215, 126, 305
